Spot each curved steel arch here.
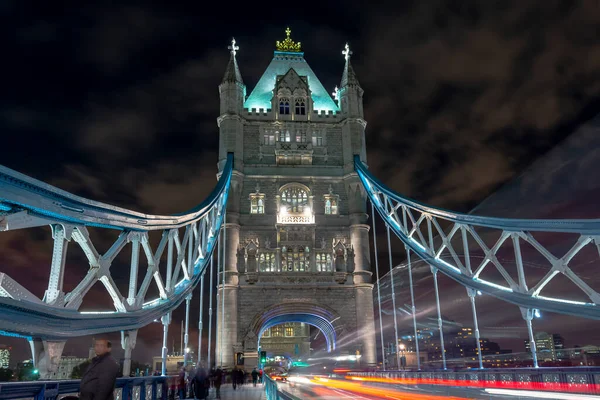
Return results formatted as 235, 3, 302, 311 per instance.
258, 314, 337, 352
0, 154, 233, 339
355, 156, 600, 319
248, 302, 344, 353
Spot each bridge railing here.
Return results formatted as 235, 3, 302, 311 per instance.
348, 368, 600, 395
263, 374, 298, 400
0, 376, 176, 400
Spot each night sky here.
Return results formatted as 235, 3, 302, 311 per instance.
2, 0, 600, 366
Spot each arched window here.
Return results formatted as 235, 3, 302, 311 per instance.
279, 98, 290, 115
280, 186, 309, 213
259, 252, 276, 272
324, 185, 339, 215
295, 99, 306, 115
316, 253, 332, 272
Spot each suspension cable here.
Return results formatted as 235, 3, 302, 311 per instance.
386, 214, 401, 370
220, 209, 227, 367
371, 202, 386, 371
207, 245, 214, 368
198, 270, 205, 364
405, 246, 420, 370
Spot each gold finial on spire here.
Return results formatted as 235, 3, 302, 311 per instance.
276, 27, 302, 52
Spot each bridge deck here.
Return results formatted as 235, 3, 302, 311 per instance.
185, 383, 266, 399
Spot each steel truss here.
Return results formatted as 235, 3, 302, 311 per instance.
0, 154, 233, 339
355, 156, 600, 319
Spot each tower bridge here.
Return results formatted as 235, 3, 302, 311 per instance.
1, 29, 600, 399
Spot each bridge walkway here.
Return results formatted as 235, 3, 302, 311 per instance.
184, 382, 266, 400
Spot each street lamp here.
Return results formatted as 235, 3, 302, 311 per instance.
399, 344, 407, 370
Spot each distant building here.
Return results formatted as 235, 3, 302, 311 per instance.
525, 332, 565, 361
152, 355, 185, 375
49, 356, 89, 380
0, 345, 10, 369
260, 322, 311, 361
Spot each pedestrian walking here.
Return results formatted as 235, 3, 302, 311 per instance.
191, 362, 208, 400
213, 366, 223, 399
251, 367, 259, 387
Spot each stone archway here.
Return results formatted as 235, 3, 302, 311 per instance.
242, 302, 345, 354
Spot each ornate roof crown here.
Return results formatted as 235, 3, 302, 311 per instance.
276, 27, 302, 52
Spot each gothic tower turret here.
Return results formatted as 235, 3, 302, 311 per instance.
218, 38, 246, 169
338, 44, 367, 171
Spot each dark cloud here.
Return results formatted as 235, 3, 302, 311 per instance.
2, 0, 600, 365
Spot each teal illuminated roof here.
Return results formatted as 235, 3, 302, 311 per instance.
244, 51, 339, 113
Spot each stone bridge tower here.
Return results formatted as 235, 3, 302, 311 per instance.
215, 29, 375, 369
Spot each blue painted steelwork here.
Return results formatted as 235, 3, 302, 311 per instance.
258, 313, 336, 352
355, 155, 600, 319
0, 376, 173, 400
0, 154, 233, 339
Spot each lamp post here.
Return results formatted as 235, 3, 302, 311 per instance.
399, 343, 407, 370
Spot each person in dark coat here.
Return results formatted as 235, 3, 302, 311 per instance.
213, 367, 223, 399
79, 339, 119, 400
191, 362, 208, 400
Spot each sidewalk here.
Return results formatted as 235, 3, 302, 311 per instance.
185, 383, 266, 400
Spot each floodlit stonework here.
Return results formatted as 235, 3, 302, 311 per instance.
215, 29, 375, 369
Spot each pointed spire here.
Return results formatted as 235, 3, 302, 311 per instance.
340, 43, 361, 88
222, 38, 244, 84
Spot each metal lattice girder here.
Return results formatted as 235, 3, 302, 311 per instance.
355, 156, 600, 319
0, 154, 233, 339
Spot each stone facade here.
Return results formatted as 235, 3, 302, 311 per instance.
215, 32, 376, 369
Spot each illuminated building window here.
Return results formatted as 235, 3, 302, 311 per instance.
281, 186, 308, 213
295, 99, 306, 115
278, 184, 314, 224
263, 329, 271, 337
312, 132, 323, 146
249, 184, 265, 214
272, 326, 284, 337
295, 131, 307, 143
278, 130, 291, 142
251, 197, 264, 214
285, 327, 294, 336
324, 185, 339, 215
281, 246, 310, 272
263, 134, 275, 145
316, 253, 332, 272
279, 98, 290, 115
259, 252, 276, 272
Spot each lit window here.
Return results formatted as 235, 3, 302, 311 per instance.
263, 134, 275, 145
324, 186, 339, 215
251, 197, 264, 214
296, 131, 307, 143
272, 326, 284, 337
259, 253, 276, 272
281, 186, 308, 213
250, 185, 265, 215
285, 327, 294, 336
295, 99, 306, 115
279, 98, 290, 115
312, 135, 323, 146
282, 246, 309, 272
316, 253, 332, 272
